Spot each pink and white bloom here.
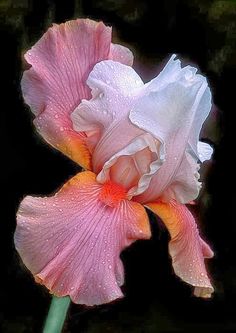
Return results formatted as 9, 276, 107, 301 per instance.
15, 19, 214, 306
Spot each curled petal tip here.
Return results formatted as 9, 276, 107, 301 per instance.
194, 286, 214, 299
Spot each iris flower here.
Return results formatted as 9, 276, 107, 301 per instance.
15, 19, 214, 306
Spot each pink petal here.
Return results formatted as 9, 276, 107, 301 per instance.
15, 171, 150, 306
22, 19, 133, 169
131, 55, 212, 204
109, 43, 134, 66
146, 200, 214, 298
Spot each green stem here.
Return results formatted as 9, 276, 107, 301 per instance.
43, 296, 71, 333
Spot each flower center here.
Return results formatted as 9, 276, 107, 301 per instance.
99, 181, 127, 207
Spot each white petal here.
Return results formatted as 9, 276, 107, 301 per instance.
132, 55, 212, 204
197, 141, 213, 163
97, 133, 164, 196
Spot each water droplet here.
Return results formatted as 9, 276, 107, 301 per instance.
54, 114, 59, 119
99, 93, 104, 99
59, 208, 63, 212
108, 265, 112, 269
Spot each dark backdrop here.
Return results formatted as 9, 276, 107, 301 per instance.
0, 0, 235, 332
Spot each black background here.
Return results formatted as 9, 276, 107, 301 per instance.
0, 0, 235, 332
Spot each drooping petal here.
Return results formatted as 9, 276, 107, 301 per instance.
15, 171, 150, 306
146, 200, 214, 298
131, 55, 212, 204
22, 19, 133, 169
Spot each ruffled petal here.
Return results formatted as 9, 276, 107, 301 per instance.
131, 55, 212, 204
97, 133, 164, 196
71, 61, 165, 195
15, 171, 150, 306
71, 60, 144, 138
22, 19, 133, 169
146, 200, 214, 298
71, 61, 146, 167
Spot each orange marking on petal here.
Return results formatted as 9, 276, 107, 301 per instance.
99, 181, 127, 207
61, 171, 96, 190
57, 135, 92, 170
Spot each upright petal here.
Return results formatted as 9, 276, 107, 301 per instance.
71, 60, 163, 195
146, 200, 214, 298
131, 55, 212, 203
22, 19, 133, 169
15, 171, 150, 306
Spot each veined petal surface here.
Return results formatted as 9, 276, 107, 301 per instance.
15, 172, 150, 305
